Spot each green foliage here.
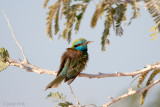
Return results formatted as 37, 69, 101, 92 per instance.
0, 47, 9, 72
114, 4, 127, 36
58, 101, 73, 107
137, 67, 160, 105
46, 92, 73, 107
0, 61, 8, 72
63, 3, 82, 41
101, 3, 127, 51
91, 2, 106, 28
75, 4, 88, 33
101, 8, 112, 51
43, 0, 49, 8
45, 0, 90, 41
47, 92, 98, 107
0, 47, 9, 63
44, 0, 160, 51
46, 0, 60, 40
140, 69, 160, 105
128, 0, 140, 25
144, 0, 160, 40
143, 0, 160, 32
55, 6, 60, 35
137, 71, 150, 88
149, 22, 159, 40
47, 92, 66, 102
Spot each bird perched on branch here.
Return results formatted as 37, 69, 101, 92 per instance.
46, 38, 93, 90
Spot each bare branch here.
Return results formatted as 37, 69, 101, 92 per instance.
78, 63, 160, 79
9, 59, 57, 75
69, 85, 81, 107
103, 79, 160, 107
2, 10, 28, 63
8, 57, 160, 79
8, 59, 160, 107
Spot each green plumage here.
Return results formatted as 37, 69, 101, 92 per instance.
46, 38, 92, 90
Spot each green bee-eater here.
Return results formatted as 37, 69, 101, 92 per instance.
46, 38, 93, 90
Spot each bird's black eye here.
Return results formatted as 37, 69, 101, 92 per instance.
74, 44, 81, 47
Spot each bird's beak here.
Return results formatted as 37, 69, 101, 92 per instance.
85, 41, 93, 45
87, 41, 94, 44
82, 41, 93, 45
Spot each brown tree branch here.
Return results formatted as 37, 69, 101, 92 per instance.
103, 79, 160, 107
78, 63, 160, 78
9, 59, 57, 75
8, 58, 160, 79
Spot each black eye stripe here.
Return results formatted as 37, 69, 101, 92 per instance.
74, 43, 81, 47
74, 45, 78, 47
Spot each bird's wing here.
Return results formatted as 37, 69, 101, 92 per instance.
57, 48, 83, 77
64, 56, 85, 84
66, 49, 86, 80
57, 57, 71, 76
66, 58, 83, 76
57, 53, 69, 76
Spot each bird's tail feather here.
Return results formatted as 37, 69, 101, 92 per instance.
67, 77, 76, 85
45, 75, 65, 90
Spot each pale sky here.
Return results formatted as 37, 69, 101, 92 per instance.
0, 0, 160, 107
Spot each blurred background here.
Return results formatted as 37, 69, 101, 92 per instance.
0, 0, 160, 107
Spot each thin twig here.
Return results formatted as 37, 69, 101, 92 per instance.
69, 85, 81, 107
2, 10, 28, 63
103, 79, 160, 107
